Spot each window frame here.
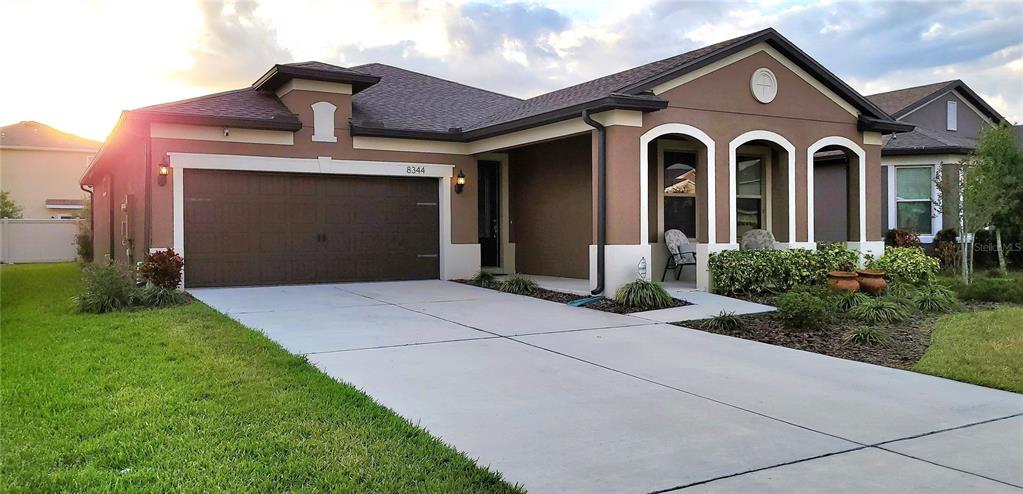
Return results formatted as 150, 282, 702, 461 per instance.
890, 164, 939, 240
657, 139, 702, 242
946, 100, 958, 131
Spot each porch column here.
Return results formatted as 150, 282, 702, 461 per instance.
590, 124, 651, 295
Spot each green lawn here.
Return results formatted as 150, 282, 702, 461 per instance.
914, 307, 1023, 393
1, 263, 521, 493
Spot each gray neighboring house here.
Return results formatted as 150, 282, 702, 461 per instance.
865, 80, 1008, 243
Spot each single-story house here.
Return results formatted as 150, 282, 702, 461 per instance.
864, 80, 1008, 243
80, 27, 911, 293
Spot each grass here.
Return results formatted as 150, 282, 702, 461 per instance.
1, 263, 521, 493
914, 307, 1023, 394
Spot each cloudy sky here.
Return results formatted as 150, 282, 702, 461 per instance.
1, 0, 1020, 141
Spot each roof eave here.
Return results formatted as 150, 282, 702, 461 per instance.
858, 115, 914, 134
252, 64, 381, 93
892, 80, 1006, 124
130, 111, 303, 132
881, 146, 973, 156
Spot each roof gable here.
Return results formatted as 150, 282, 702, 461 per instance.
0, 121, 100, 150
866, 80, 1004, 123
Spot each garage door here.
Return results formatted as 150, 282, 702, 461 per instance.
183, 169, 439, 287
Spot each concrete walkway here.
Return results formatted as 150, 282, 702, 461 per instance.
192, 281, 1023, 493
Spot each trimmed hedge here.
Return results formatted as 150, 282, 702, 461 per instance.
868, 246, 939, 286
708, 243, 860, 295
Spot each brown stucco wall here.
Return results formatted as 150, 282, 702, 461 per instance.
510, 135, 591, 278
641, 50, 882, 243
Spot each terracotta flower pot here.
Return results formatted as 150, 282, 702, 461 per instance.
856, 269, 887, 295
827, 271, 860, 293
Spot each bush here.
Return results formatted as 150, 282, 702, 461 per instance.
912, 284, 958, 312
845, 326, 892, 346
136, 282, 191, 308
498, 275, 539, 295
775, 290, 834, 330
850, 297, 908, 323
704, 311, 746, 332
469, 270, 497, 287
76, 263, 139, 313
948, 277, 1023, 303
868, 247, 939, 286
708, 244, 860, 295
837, 292, 870, 312
138, 249, 184, 288
884, 228, 921, 247
615, 279, 674, 310
75, 232, 93, 263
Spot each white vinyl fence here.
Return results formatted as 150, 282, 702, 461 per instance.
0, 219, 81, 263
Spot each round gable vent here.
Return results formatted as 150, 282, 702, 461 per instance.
750, 68, 778, 104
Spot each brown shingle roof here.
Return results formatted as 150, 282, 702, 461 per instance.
865, 81, 953, 116
0, 121, 100, 150
132, 88, 302, 130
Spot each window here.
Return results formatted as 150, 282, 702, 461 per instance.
736, 156, 763, 238
663, 151, 696, 238
895, 166, 933, 234
947, 100, 957, 131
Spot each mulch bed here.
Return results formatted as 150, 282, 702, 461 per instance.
455, 280, 690, 314
675, 296, 1004, 369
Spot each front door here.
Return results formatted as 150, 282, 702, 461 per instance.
478, 160, 500, 267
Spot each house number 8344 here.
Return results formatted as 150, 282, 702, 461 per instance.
406, 166, 426, 175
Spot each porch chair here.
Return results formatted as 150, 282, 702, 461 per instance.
740, 229, 776, 250
661, 229, 697, 281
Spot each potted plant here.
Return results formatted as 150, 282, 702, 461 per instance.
856, 269, 887, 295
827, 271, 860, 293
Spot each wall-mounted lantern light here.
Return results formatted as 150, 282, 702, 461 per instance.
157, 157, 170, 186
454, 169, 466, 194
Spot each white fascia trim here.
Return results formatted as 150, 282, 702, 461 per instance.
652, 43, 859, 118
170, 152, 457, 287
640, 123, 717, 245
729, 130, 795, 245
275, 79, 353, 97
151, 123, 294, 145
352, 110, 643, 156
46, 204, 85, 209
0, 145, 98, 153
168, 152, 454, 178
806, 136, 867, 243
898, 89, 996, 126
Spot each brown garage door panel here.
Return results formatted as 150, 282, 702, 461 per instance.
184, 169, 439, 287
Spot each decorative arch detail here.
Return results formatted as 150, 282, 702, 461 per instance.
806, 136, 867, 244
728, 130, 796, 245
639, 123, 717, 245
311, 101, 337, 143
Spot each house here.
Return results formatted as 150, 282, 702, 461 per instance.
80, 27, 910, 292
864, 80, 1008, 243
1, 121, 100, 218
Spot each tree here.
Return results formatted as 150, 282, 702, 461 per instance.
0, 191, 22, 219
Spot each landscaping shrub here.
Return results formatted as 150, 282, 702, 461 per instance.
912, 283, 958, 312
850, 297, 908, 324
469, 270, 497, 287
137, 282, 192, 308
704, 311, 746, 332
934, 228, 959, 272
614, 279, 674, 310
76, 263, 139, 314
844, 325, 892, 346
775, 290, 834, 330
708, 244, 860, 295
947, 277, 1023, 303
884, 228, 921, 247
498, 275, 539, 295
837, 292, 870, 312
138, 249, 184, 288
868, 247, 939, 286
75, 232, 93, 263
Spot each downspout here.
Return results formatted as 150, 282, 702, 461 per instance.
80, 184, 93, 236
582, 110, 606, 295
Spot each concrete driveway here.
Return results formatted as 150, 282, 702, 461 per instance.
191, 281, 1023, 493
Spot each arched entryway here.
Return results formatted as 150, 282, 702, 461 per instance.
807, 136, 867, 244
728, 130, 795, 246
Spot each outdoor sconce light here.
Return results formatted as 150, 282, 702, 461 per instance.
157, 157, 170, 186
454, 169, 466, 194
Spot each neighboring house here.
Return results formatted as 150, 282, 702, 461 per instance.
865, 80, 1008, 243
0, 121, 100, 218
80, 27, 909, 292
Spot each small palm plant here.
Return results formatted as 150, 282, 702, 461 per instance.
704, 311, 746, 332
850, 297, 908, 324
615, 279, 674, 310
837, 292, 870, 312
499, 275, 539, 295
844, 325, 892, 346
469, 270, 497, 288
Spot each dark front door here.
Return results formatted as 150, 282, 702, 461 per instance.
478, 160, 501, 267
183, 169, 438, 287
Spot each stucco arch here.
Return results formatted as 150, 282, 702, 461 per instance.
806, 136, 867, 244
728, 130, 796, 245
640, 123, 717, 246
